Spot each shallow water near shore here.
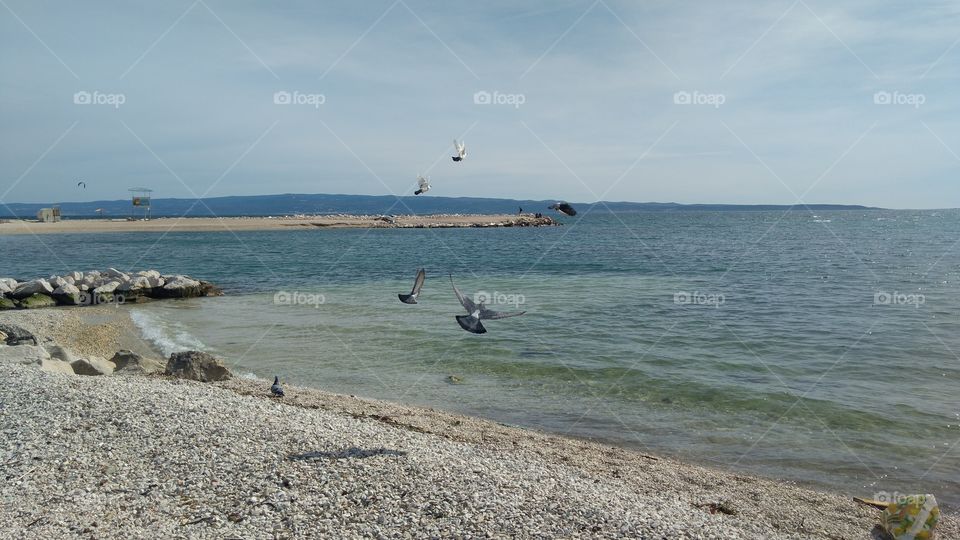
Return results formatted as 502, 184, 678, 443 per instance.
3, 209, 960, 508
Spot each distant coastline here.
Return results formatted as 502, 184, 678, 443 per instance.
0, 192, 882, 220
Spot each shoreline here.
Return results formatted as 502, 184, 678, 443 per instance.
0, 214, 559, 235
1, 306, 955, 538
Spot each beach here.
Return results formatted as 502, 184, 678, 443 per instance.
1, 306, 955, 539
0, 214, 556, 235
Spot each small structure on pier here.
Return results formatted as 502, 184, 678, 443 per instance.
129, 188, 152, 220
36, 206, 61, 223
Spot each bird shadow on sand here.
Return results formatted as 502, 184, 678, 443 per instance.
288, 447, 408, 461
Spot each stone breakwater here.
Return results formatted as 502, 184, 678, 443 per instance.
0, 268, 222, 310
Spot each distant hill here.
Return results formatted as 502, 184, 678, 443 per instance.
0, 193, 878, 218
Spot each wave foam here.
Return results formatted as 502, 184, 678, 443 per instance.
130, 309, 207, 357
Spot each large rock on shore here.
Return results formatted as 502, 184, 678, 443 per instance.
0, 298, 17, 310
70, 356, 115, 376
17, 293, 57, 309
110, 350, 163, 375
0, 323, 38, 346
0, 344, 50, 365
40, 359, 75, 375
155, 276, 202, 299
11, 279, 54, 299
52, 283, 82, 305
166, 350, 232, 382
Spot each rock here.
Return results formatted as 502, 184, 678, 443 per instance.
0, 280, 13, 295
46, 344, 78, 363
110, 350, 163, 374
11, 279, 54, 299
136, 270, 161, 280
199, 281, 224, 297
94, 281, 121, 294
0, 324, 38, 345
166, 350, 232, 382
153, 276, 202, 299
67, 271, 83, 282
0, 277, 17, 290
104, 267, 129, 281
70, 356, 115, 376
0, 344, 50, 365
40, 359, 75, 375
16, 293, 57, 309
49, 276, 69, 289
0, 298, 16, 310
118, 276, 152, 296
52, 283, 82, 305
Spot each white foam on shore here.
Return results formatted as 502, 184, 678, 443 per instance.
130, 309, 207, 357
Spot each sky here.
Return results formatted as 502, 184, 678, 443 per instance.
1, 0, 959, 208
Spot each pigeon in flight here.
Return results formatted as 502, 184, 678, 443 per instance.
398, 268, 426, 304
549, 202, 577, 216
271, 376, 285, 397
414, 175, 431, 195
451, 139, 466, 162
450, 275, 525, 334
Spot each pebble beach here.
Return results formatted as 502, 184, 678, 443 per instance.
1, 307, 956, 539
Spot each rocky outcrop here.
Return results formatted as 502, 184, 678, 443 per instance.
165, 350, 232, 382
0, 323, 38, 346
110, 350, 163, 374
0, 269, 223, 310
40, 359, 75, 375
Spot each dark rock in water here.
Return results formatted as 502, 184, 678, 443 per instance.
199, 281, 224, 297
16, 293, 57, 309
0, 323, 38, 346
110, 349, 163, 374
166, 350, 233, 382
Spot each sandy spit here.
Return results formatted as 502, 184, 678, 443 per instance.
0, 214, 557, 235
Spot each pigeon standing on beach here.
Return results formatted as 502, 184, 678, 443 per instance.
271, 376, 284, 397
549, 202, 577, 216
450, 275, 525, 334
451, 139, 466, 162
414, 175, 431, 195
398, 268, 426, 304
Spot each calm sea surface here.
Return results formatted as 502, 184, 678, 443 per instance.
3, 210, 959, 507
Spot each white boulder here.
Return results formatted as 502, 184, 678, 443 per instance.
12, 279, 54, 299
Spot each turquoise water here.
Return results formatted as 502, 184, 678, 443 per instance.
2, 210, 959, 507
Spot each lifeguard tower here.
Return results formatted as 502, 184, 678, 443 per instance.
129, 188, 152, 220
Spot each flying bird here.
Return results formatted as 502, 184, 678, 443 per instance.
271, 376, 284, 397
451, 139, 466, 162
450, 275, 525, 334
398, 268, 426, 304
77, 181, 86, 189
414, 175, 431, 195
549, 202, 577, 216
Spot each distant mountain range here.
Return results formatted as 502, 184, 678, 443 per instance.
0, 193, 879, 218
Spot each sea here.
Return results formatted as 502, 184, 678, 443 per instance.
2, 209, 959, 508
